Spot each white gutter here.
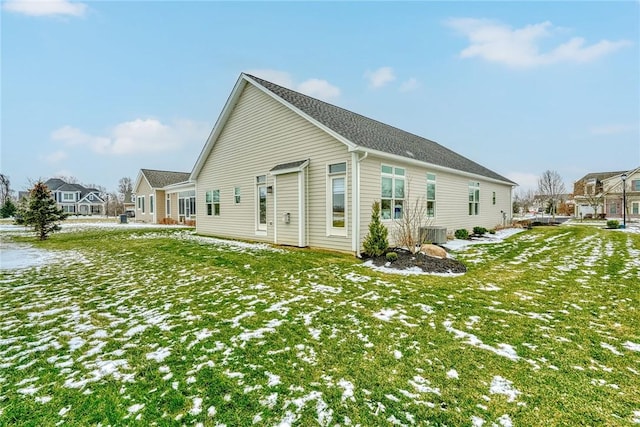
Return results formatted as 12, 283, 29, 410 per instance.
347, 146, 515, 187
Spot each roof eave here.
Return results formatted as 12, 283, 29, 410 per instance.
348, 146, 517, 186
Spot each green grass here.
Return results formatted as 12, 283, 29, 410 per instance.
1, 225, 639, 426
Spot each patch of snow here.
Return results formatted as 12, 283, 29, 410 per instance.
600, 342, 622, 356
443, 320, 519, 361
446, 369, 459, 379
128, 403, 144, 413
623, 341, 640, 352
35, 396, 52, 403
338, 378, 355, 402
189, 397, 203, 415
472, 416, 485, 427
146, 347, 171, 362
373, 308, 398, 322
394, 350, 403, 360
266, 372, 281, 387
490, 376, 520, 402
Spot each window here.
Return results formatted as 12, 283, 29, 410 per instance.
328, 163, 347, 234
381, 165, 405, 219
609, 203, 617, 214
206, 190, 220, 216
256, 176, 267, 231
492, 191, 496, 205
149, 195, 154, 214
178, 190, 196, 218
426, 173, 436, 217
63, 192, 75, 201
469, 182, 479, 215
138, 195, 145, 213
632, 202, 639, 215
166, 195, 171, 216
234, 187, 241, 204
632, 180, 640, 191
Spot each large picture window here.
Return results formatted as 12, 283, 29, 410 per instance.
469, 182, 479, 215
381, 165, 405, 219
327, 162, 347, 235
426, 173, 436, 218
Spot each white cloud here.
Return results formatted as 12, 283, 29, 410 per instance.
506, 172, 539, 192
399, 77, 420, 92
42, 150, 68, 163
246, 69, 341, 102
365, 67, 396, 88
51, 118, 209, 156
589, 123, 637, 135
296, 78, 341, 101
446, 18, 631, 68
3, 0, 87, 17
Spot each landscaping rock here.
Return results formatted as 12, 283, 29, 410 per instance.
420, 244, 447, 259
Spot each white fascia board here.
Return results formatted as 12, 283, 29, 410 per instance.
163, 181, 195, 193
244, 76, 358, 151
132, 170, 149, 195
348, 146, 516, 187
190, 75, 250, 181
270, 160, 310, 176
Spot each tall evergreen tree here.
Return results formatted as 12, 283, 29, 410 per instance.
20, 181, 68, 240
362, 201, 389, 257
0, 198, 17, 218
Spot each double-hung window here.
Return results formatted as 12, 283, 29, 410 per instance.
328, 162, 347, 235
206, 190, 220, 216
426, 173, 436, 218
256, 176, 267, 231
468, 182, 479, 215
234, 187, 241, 204
138, 195, 145, 213
381, 165, 405, 219
632, 180, 640, 191
149, 195, 154, 214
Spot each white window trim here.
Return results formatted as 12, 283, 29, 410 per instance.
468, 182, 480, 216
426, 172, 436, 218
256, 175, 268, 235
326, 161, 348, 237
381, 164, 405, 221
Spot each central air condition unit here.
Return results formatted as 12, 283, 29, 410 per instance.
420, 226, 447, 245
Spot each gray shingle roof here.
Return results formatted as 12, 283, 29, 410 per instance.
270, 159, 309, 172
245, 74, 515, 184
141, 169, 191, 188
576, 171, 626, 183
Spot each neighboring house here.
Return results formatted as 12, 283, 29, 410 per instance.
190, 73, 516, 254
601, 167, 640, 220
44, 178, 105, 215
572, 171, 626, 218
132, 169, 194, 224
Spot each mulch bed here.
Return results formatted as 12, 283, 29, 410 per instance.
363, 247, 467, 274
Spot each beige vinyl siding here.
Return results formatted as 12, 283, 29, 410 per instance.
358, 155, 513, 250
274, 173, 299, 246
134, 179, 154, 223
154, 190, 166, 223
196, 84, 352, 252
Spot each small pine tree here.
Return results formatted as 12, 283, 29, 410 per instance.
20, 181, 68, 240
362, 201, 389, 257
0, 198, 17, 218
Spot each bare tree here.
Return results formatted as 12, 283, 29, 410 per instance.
0, 173, 12, 205
392, 186, 433, 254
513, 188, 536, 215
118, 177, 133, 203
537, 170, 566, 220
54, 175, 80, 184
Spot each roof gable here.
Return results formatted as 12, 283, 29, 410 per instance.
192, 73, 515, 185
141, 169, 190, 188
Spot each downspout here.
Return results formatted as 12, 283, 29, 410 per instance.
351, 150, 368, 256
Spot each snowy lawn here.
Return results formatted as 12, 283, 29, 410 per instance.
0, 225, 639, 426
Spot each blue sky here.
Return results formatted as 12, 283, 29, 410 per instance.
2, 0, 639, 195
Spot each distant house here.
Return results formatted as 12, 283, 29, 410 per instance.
572, 171, 626, 218
132, 169, 194, 224
43, 178, 105, 215
601, 167, 640, 220
189, 73, 516, 253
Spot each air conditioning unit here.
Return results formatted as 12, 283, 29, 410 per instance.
420, 226, 447, 245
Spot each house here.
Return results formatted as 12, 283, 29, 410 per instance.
43, 178, 105, 215
132, 169, 195, 224
189, 73, 516, 254
572, 171, 626, 218
601, 167, 640, 220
